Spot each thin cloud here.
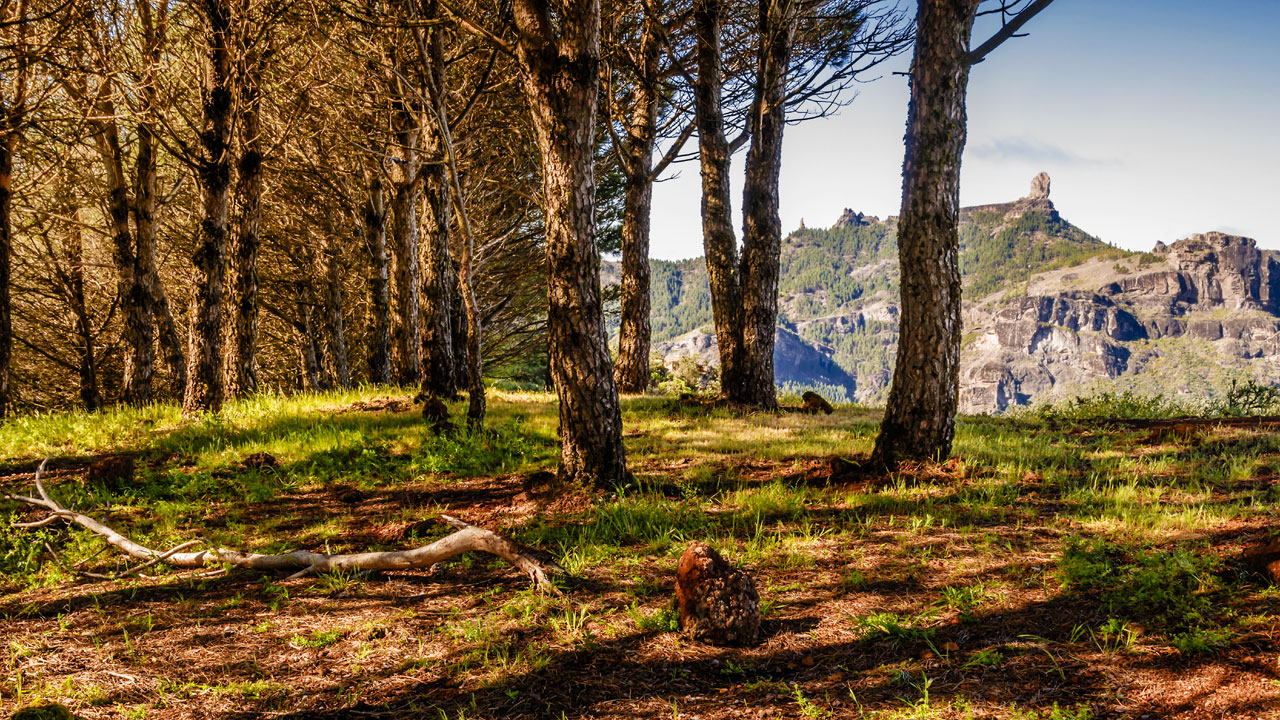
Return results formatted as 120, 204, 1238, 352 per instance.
969, 138, 1115, 167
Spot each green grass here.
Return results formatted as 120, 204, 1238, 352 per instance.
1, 387, 1277, 718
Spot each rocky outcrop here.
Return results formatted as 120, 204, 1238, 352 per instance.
1030, 171, 1051, 200
1103, 233, 1280, 315
992, 293, 1146, 343
834, 209, 878, 228
957, 232, 1280, 412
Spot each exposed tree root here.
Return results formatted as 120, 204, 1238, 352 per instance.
3, 459, 564, 593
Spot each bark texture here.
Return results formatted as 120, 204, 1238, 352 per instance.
363, 168, 391, 384
323, 237, 351, 389
612, 8, 661, 394
295, 302, 323, 391
64, 212, 103, 411
89, 86, 153, 404
0, 132, 14, 418
389, 98, 422, 386
419, 20, 456, 400
736, 0, 795, 410
229, 55, 263, 397
136, 0, 185, 397
183, 0, 234, 415
693, 0, 747, 400
872, 0, 978, 465
512, 0, 627, 486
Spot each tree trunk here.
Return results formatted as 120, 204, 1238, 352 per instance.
736, 0, 795, 411
136, 124, 185, 398
419, 20, 456, 400
389, 101, 422, 386
0, 133, 13, 418
229, 55, 263, 397
449, 259, 470, 391
323, 236, 351, 389
295, 302, 323, 392
65, 213, 103, 411
363, 168, 391, 384
693, 0, 747, 400
90, 90, 154, 405
512, 0, 627, 486
872, 0, 977, 466
612, 8, 661, 395
183, 0, 234, 416
136, 0, 185, 398
422, 30, 485, 425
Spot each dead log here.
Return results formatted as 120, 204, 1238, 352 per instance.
3, 460, 563, 592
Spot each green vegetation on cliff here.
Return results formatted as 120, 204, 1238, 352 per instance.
960, 206, 1112, 298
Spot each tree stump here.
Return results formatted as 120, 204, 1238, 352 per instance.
675, 542, 760, 645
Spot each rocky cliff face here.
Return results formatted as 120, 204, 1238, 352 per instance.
631, 175, 1280, 412
959, 231, 1280, 412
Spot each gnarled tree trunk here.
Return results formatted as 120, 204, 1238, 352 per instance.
295, 301, 323, 391
183, 0, 234, 416
872, 0, 977, 465
323, 235, 351, 388
512, 0, 627, 486
0, 132, 12, 418
449, 259, 469, 391
89, 88, 153, 405
64, 212, 102, 411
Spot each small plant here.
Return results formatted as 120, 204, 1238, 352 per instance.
626, 601, 679, 632
1170, 627, 1232, 654
853, 612, 935, 642
314, 567, 364, 595
1010, 702, 1095, 720
259, 579, 289, 610
792, 684, 830, 719
841, 569, 867, 591
291, 628, 343, 649
960, 648, 1003, 669
1092, 618, 1138, 653
937, 582, 992, 620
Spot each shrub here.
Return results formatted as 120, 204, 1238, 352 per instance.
1059, 538, 1222, 633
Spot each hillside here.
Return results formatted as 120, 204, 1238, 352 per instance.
615, 173, 1280, 411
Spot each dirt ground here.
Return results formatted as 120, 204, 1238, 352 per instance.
3, 457, 1279, 720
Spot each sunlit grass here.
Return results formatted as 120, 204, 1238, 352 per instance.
1, 384, 1276, 698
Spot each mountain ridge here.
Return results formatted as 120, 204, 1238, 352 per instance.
605, 174, 1280, 412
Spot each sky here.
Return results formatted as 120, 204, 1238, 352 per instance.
646, 0, 1280, 261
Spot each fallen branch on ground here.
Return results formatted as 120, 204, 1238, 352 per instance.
3, 459, 564, 593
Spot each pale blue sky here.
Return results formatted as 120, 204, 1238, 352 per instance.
647, 0, 1280, 260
